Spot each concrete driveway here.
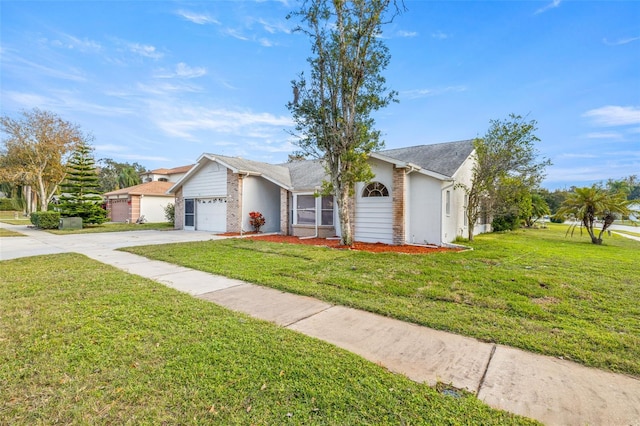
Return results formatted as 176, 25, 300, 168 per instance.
0, 223, 223, 261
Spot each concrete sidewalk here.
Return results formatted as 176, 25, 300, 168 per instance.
2, 224, 640, 425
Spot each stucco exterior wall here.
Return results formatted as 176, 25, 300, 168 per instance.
407, 173, 442, 245
243, 176, 281, 233
140, 195, 174, 223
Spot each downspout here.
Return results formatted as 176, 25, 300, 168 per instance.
441, 179, 456, 245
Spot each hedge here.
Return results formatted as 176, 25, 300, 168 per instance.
30, 211, 61, 229
0, 198, 17, 211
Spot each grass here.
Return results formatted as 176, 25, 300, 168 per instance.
614, 230, 640, 238
0, 253, 535, 425
123, 224, 640, 378
0, 228, 25, 237
47, 221, 174, 234
0, 210, 31, 225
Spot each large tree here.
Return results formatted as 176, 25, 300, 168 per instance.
287, 0, 401, 246
97, 158, 145, 192
556, 186, 635, 245
461, 114, 551, 240
0, 109, 86, 212
58, 142, 107, 224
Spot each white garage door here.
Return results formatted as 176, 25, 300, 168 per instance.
196, 198, 227, 232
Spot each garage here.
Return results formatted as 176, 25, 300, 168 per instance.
109, 198, 130, 222
195, 197, 227, 232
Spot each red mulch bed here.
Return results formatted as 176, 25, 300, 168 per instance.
225, 233, 459, 254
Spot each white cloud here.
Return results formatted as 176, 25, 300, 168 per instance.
148, 102, 293, 140
583, 105, 640, 126
585, 132, 623, 139
257, 18, 291, 35
535, 0, 562, 15
175, 62, 206, 78
397, 30, 418, 38
431, 31, 449, 40
224, 28, 250, 41
127, 42, 163, 59
603, 36, 640, 46
259, 38, 274, 47
175, 9, 219, 25
401, 86, 467, 100
47, 33, 102, 53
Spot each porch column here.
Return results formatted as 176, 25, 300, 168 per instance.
280, 188, 290, 235
392, 167, 406, 245
226, 169, 242, 233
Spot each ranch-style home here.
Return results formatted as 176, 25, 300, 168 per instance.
168, 140, 490, 246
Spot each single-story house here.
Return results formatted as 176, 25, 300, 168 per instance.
104, 181, 174, 223
168, 140, 491, 246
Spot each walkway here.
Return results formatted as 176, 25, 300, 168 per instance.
2, 223, 639, 426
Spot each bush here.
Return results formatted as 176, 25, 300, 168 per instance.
30, 211, 61, 229
249, 211, 265, 232
164, 203, 175, 225
0, 198, 17, 211
492, 213, 520, 232
550, 216, 565, 224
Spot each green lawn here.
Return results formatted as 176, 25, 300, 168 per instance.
0, 228, 25, 237
0, 254, 535, 425
47, 221, 174, 234
0, 210, 31, 225
123, 224, 640, 377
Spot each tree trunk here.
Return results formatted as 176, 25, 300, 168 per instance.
337, 189, 353, 246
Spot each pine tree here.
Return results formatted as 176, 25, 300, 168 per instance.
58, 142, 107, 224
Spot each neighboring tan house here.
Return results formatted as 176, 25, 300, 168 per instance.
104, 181, 174, 223
140, 165, 193, 183
168, 140, 490, 246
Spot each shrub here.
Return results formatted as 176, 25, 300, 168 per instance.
491, 213, 520, 232
0, 198, 17, 211
164, 203, 175, 225
249, 211, 265, 232
30, 211, 61, 229
550, 216, 565, 224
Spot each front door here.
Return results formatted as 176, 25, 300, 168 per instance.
184, 199, 195, 230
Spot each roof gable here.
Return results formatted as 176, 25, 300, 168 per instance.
379, 140, 474, 177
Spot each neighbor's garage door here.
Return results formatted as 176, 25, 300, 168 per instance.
109, 198, 129, 222
196, 198, 227, 232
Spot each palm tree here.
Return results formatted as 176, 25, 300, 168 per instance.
555, 186, 634, 245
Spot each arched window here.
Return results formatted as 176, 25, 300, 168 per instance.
362, 182, 389, 197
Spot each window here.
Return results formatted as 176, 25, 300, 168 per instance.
321, 196, 333, 226
295, 194, 334, 226
445, 190, 451, 216
185, 199, 195, 227
296, 195, 315, 225
362, 182, 389, 197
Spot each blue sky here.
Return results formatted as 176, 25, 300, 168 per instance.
1, 0, 638, 190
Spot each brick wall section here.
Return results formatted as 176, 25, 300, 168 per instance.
392, 167, 406, 245
280, 188, 290, 235
130, 195, 141, 222
174, 187, 184, 229
226, 169, 241, 233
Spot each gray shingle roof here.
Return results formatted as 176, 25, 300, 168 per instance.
379, 139, 475, 177
205, 154, 292, 188
280, 159, 328, 191
189, 140, 473, 192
